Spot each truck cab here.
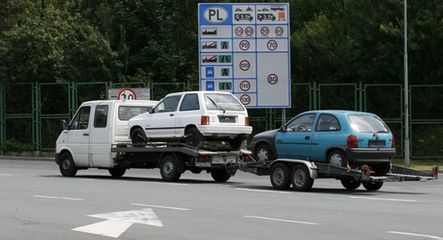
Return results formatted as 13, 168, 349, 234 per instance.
55, 100, 158, 171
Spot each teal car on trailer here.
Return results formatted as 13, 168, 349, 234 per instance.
251, 110, 396, 176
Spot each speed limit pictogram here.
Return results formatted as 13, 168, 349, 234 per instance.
239, 94, 251, 105
235, 26, 243, 36
239, 40, 250, 51
245, 27, 254, 36
260, 26, 269, 36
239, 60, 250, 71
239, 81, 251, 91
267, 40, 278, 51
118, 88, 137, 100
267, 74, 278, 85
275, 26, 284, 36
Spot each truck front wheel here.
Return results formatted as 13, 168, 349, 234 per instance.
59, 152, 78, 177
211, 169, 231, 182
270, 163, 291, 190
109, 167, 126, 178
159, 155, 182, 182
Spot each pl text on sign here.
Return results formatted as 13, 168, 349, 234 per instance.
198, 3, 291, 108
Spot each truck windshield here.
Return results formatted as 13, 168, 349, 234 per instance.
204, 93, 244, 111
348, 114, 390, 133
119, 106, 150, 120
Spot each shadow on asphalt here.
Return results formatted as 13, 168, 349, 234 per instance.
231, 184, 426, 195
39, 174, 243, 185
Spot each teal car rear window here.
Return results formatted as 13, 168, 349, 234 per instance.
348, 114, 389, 133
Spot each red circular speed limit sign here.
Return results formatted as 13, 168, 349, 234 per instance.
267, 40, 278, 51
118, 88, 137, 100
239, 81, 251, 91
239, 60, 250, 71
267, 74, 278, 85
239, 40, 250, 51
239, 94, 251, 105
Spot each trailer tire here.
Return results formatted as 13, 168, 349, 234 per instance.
131, 127, 147, 147
362, 181, 384, 191
108, 167, 126, 178
185, 127, 203, 147
340, 178, 361, 190
59, 152, 77, 177
270, 163, 291, 190
211, 169, 231, 182
291, 165, 314, 191
159, 155, 182, 182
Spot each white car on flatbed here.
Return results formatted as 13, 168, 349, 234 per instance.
128, 91, 253, 150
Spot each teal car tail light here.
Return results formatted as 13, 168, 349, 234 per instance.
347, 135, 358, 148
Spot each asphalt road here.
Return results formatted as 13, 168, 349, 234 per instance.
1, 159, 442, 240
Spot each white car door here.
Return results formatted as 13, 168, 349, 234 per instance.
175, 93, 201, 137
90, 103, 112, 168
147, 95, 182, 138
66, 105, 92, 167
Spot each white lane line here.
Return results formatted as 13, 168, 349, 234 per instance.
131, 203, 190, 211
388, 231, 443, 240
244, 216, 318, 225
235, 188, 290, 194
33, 195, 83, 201
145, 181, 189, 186
350, 196, 416, 202
0, 173, 12, 176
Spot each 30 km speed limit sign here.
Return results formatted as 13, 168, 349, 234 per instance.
118, 88, 137, 100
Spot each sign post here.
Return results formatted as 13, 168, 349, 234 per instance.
198, 3, 291, 109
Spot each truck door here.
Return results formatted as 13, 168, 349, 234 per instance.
66, 105, 92, 166
275, 113, 316, 160
90, 104, 112, 168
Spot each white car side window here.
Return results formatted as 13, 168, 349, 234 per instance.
153, 95, 182, 113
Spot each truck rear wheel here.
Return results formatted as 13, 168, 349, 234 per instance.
340, 178, 361, 190
270, 163, 291, 190
59, 152, 77, 177
362, 181, 384, 191
291, 165, 314, 191
159, 154, 182, 182
109, 167, 126, 178
211, 169, 231, 182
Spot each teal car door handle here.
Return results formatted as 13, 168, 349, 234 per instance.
305, 136, 310, 140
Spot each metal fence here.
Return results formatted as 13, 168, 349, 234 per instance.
0, 81, 442, 159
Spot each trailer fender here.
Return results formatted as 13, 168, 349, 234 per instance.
271, 159, 318, 179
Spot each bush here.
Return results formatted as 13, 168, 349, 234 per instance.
1, 139, 34, 153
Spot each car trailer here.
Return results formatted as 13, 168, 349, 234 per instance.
240, 159, 438, 191
112, 143, 253, 182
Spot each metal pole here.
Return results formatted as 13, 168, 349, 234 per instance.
282, 109, 286, 126
404, 0, 411, 166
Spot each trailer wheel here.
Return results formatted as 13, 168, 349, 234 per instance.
160, 155, 182, 182
270, 163, 291, 190
131, 127, 147, 147
108, 167, 126, 178
211, 169, 231, 182
59, 152, 77, 177
291, 165, 314, 191
340, 178, 361, 190
185, 127, 203, 147
362, 181, 384, 191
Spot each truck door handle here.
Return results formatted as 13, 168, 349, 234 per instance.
305, 136, 310, 140
169, 114, 174, 117
83, 133, 90, 136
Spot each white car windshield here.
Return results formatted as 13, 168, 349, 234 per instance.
204, 93, 244, 111
348, 114, 390, 133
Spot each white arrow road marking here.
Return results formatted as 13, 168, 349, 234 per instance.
350, 196, 417, 202
33, 195, 83, 201
387, 231, 443, 240
73, 208, 162, 238
244, 215, 318, 225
